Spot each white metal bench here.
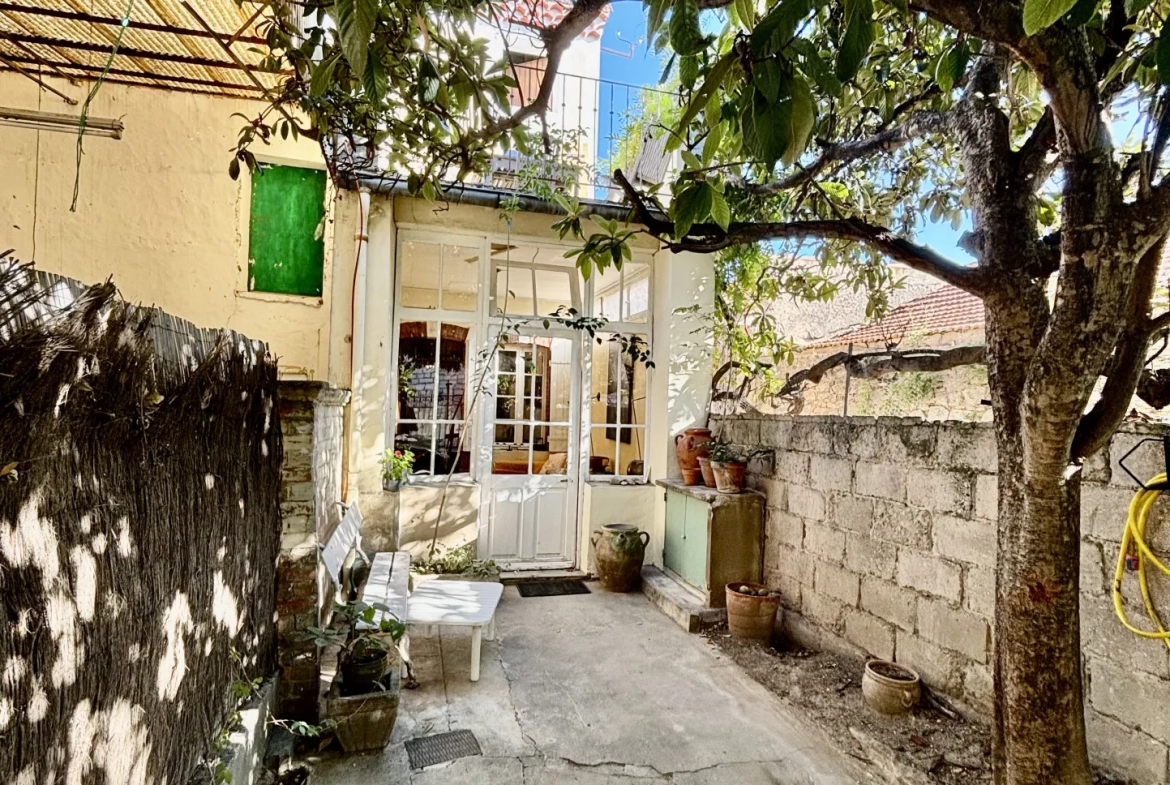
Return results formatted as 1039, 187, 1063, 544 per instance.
320, 503, 502, 682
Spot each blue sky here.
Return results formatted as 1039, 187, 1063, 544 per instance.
597, 9, 973, 263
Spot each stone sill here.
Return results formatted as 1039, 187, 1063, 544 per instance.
655, 478, 764, 503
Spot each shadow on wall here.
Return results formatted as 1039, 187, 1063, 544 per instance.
395, 484, 479, 558
0, 259, 282, 785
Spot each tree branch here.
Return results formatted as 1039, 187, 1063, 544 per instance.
774, 346, 987, 398
732, 110, 950, 196
1014, 107, 1056, 186
615, 169, 989, 296
1072, 236, 1168, 460
469, 0, 608, 143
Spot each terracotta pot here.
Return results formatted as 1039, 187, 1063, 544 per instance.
591, 523, 650, 592
725, 582, 781, 642
327, 667, 401, 752
862, 660, 921, 716
711, 460, 746, 493
697, 456, 717, 487
675, 428, 714, 485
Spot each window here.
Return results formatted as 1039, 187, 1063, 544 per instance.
394, 321, 473, 476
491, 336, 573, 475
589, 334, 647, 478
490, 244, 580, 318
393, 238, 483, 479
592, 262, 649, 323
247, 164, 327, 296
508, 55, 547, 107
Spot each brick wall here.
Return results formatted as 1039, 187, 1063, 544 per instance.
714, 414, 1170, 785
276, 381, 350, 720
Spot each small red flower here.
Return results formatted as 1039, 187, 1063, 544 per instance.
394, 450, 402, 457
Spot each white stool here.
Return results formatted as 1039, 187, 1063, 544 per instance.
405, 580, 504, 682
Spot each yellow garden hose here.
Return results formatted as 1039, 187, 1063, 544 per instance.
1115, 473, 1170, 649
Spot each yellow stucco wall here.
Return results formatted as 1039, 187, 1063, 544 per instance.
0, 72, 340, 381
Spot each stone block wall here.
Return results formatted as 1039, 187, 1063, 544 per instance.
714, 414, 1170, 785
276, 381, 350, 720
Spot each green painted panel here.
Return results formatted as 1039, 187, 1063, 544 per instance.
248, 164, 326, 297
679, 495, 709, 590
664, 490, 686, 577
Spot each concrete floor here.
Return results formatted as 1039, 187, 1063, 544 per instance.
309, 585, 860, 784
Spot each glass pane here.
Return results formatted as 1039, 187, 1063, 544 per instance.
622, 264, 650, 323
495, 266, 535, 316
534, 268, 574, 316
397, 321, 437, 421
593, 268, 621, 321
492, 425, 532, 474
591, 333, 645, 428
625, 338, 648, 428
433, 423, 470, 475
395, 422, 435, 475
441, 245, 480, 312
588, 426, 615, 476
545, 338, 572, 423
401, 241, 440, 309
535, 426, 570, 474
437, 323, 471, 420
499, 351, 517, 373
620, 428, 646, 476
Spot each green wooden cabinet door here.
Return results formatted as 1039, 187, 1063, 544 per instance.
679, 495, 709, 591
664, 490, 686, 577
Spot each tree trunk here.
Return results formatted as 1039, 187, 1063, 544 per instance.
993, 429, 1093, 785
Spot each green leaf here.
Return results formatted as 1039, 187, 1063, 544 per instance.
732, 0, 755, 29
742, 88, 791, 166
680, 54, 699, 88
309, 55, 337, 99
681, 149, 703, 169
669, 0, 705, 57
1125, 0, 1152, 15
836, 0, 874, 82
934, 43, 969, 93
647, 0, 669, 40
1158, 20, 1170, 84
228, 156, 240, 180
418, 55, 441, 103
750, 0, 816, 58
710, 188, 730, 230
754, 58, 787, 103
790, 38, 842, 97
783, 74, 816, 164
702, 122, 724, 165
672, 52, 735, 147
363, 52, 387, 104
1065, 0, 1100, 26
333, 0, 377, 78
672, 181, 714, 238
1022, 0, 1078, 35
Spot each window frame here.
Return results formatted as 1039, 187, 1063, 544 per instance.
585, 254, 654, 483
391, 230, 490, 484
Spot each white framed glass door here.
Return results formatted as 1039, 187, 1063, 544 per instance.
480, 332, 580, 569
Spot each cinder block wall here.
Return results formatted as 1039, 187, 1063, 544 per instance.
276, 381, 350, 720
714, 414, 1170, 785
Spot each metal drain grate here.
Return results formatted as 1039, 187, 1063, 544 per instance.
517, 579, 591, 598
405, 730, 482, 769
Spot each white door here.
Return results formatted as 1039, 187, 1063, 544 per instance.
481, 333, 580, 569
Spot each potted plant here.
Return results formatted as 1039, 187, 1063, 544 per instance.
381, 448, 414, 492
304, 601, 408, 753
708, 442, 747, 494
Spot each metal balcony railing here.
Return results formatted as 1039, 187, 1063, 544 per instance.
479, 64, 678, 202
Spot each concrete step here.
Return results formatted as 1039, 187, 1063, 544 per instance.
500, 569, 589, 585
641, 565, 726, 633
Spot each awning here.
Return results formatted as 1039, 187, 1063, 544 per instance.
0, 0, 283, 99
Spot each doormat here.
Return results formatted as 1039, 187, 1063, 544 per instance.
405, 730, 482, 769
517, 579, 590, 597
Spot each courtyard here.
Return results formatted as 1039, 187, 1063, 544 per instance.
309, 586, 859, 785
